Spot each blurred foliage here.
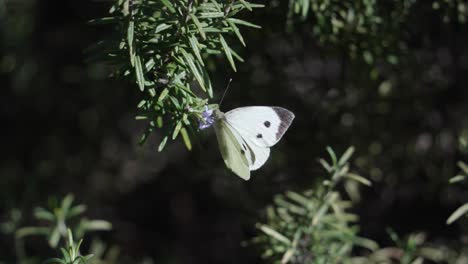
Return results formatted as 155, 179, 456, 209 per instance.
252, 147, 468, 263
285, 0, 413, 69
447, 161, 468, 225
15, 194, 111, 248
44, 229, 94, 264
252, 147, 377, 263
89, 0, 263, 151
1, 195, 154, 264
283, 0, 468, 79
352, 231, 468, 264
432, 0, 468, 24
1, 195, 111, 264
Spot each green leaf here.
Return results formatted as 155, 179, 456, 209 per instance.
230, 48, 244, 62
81, 220, 113, 231
181, 127, 192, 150
137, 100, 146, 108
326, 146, 337, 166
457, 161, 468, 174
338, 146, 355, 166
158, 136, 169, 152
318, 158, 332, 172
60, 247, 71, 263
34, 207, 55, 221
190, 14, 206, 39
139, 130, 149, 145
148, 88, 156, 97
201, 65, 213, 98
447, 203, 468, 224
345, 173, 372, 186
199, 12, 225, 18
88, 17, 117, 25
285, 191, 313, 208
155, 23, 172, 34
48, 226, 61, 248
313, 194, 337, 226
227, 20, 245, 46
352, 236, 380, 251
219, 35, 236, 72
449, 174, 466, 184
127, 21, 134, 56
188, 35, 204, 66
227, 18, 261, 28
66, 228, 74, 247
160, 0, 176, 13
232, 2, 264, 9
169, 96, 181, 110
134, 55, 145, 91
15, 226, 50, 238
180, 48, 206, 92
60, 194, 74, 217
172, 121, 183, 140
157, 116, 163, 128
158, 88, 170, 103
257, 224, 291, 245
301, 0, 310, 19
238, 0, 253, 11
67, 205, 87, 219
281, 248, 295, 264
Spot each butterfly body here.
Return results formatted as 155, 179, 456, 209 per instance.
211, 106, 294, 180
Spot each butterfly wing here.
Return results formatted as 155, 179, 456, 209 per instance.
245, 141, 270, 170
224, 106, 295, 148
214, 118, 250, 180
221, 121, 271, 171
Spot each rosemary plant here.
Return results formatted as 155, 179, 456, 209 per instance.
89, 0, 263, 151
252, 147, 377, 263
285, 0, 468, 78
2, 195, 111, 264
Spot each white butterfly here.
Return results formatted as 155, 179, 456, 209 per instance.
200, 106, 295, 180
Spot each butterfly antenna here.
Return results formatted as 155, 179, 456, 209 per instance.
218, 78, 232, 107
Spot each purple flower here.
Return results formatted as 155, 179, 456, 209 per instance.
199, 106, 215, 129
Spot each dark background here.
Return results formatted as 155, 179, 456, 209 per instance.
1, 0, 467, 263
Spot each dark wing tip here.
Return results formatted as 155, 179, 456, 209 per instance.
272, 107, 295, 140
273, 107, 295, 123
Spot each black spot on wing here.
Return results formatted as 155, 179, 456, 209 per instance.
264, 121, 271, 127
256, 133, 263, 138
272, 107, 295, 139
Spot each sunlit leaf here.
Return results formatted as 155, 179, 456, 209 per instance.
338, 146, 355, 166
181, 127, 192, 150
219, 34, 236, 71
258, 224, 291, 245
158, 136, 169, 152
160, 0, 176, 13
344, 173, 372, 186
447, 203, 468, 225
180, 48, 206, 92
134, 55, 145, 91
